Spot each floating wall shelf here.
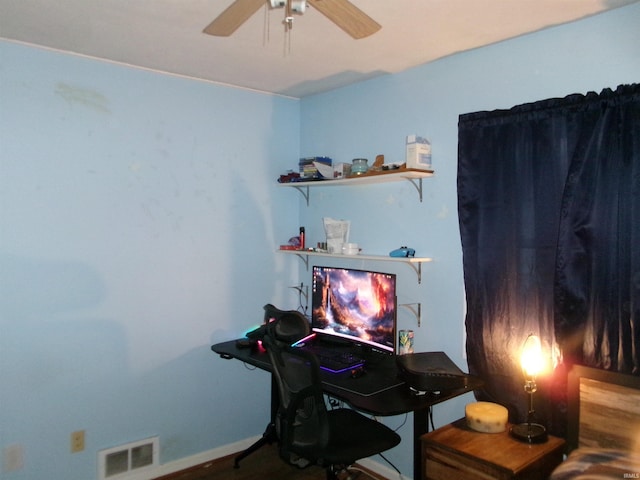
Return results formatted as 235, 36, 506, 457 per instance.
278, 249, 432, 284
278, 168, 434, 205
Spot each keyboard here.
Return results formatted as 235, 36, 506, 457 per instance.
301, 345, 365, 373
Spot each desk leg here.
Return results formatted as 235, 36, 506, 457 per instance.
413, 407, 430, 480
233, 375, 279, 468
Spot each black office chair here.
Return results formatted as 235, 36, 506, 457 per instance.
263, 333, 401, 480
233, 305, 311, 468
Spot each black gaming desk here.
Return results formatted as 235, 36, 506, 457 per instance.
211, 339, 482, 480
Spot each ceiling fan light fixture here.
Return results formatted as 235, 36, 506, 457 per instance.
290, 0, 307, 14
203, 0, 381, 39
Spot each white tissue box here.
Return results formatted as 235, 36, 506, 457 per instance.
406, 135, 432, 170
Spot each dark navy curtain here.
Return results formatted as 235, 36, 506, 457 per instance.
457, 84, 640, 436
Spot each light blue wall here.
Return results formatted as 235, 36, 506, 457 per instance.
0, 42, 300, 479
299, 3, 640, 476
2, 3, 639, 479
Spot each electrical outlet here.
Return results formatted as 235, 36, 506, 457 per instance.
2, 444, 24, 472
71, 430, 85, 453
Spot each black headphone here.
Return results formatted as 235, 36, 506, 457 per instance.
246, 304, 310, 344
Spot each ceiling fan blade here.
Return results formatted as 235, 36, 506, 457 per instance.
308, 0, 381, 39
203, 0, 266, 36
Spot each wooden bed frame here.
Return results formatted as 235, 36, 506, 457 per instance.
567, 365, 640, 453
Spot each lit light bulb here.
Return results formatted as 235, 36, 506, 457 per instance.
520, 334, 542, 377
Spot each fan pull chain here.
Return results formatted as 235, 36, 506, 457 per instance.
263, 2, 270, 46
283, 6, 294, 57
284, 22, 295, 56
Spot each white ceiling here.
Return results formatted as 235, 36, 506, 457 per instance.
1, 0, 637, 98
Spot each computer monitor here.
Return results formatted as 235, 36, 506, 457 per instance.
311, 265, 397, 353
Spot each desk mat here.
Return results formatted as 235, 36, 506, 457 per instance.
320, 369, 404, 397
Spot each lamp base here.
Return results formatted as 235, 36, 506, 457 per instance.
510, 423, 548, 443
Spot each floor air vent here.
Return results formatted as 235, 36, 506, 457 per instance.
98, 437, 159, 480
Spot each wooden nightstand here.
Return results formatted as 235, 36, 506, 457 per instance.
422, 418, 565, 480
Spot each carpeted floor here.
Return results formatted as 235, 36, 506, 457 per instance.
152, 443, 387, 480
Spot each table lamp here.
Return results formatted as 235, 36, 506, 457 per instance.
510, 333, 548, 443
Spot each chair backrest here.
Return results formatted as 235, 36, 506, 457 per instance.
263, 335, 330, 461
263, 304, 311, 343
248, 305, 311, 343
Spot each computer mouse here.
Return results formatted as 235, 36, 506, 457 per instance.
236, 339, 256, 349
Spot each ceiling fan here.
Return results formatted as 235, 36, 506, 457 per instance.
203, 0, 381, 39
